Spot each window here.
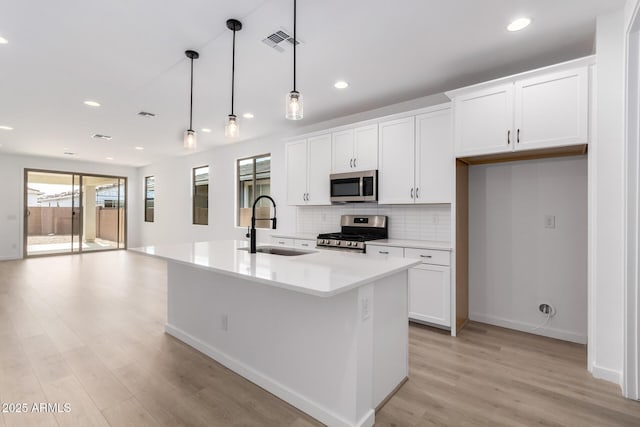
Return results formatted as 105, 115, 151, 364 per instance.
144, 176, 154, 222
237, 154, 271, 228
193, 166, 209, 225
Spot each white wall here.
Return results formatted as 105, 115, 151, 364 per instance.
0, 152, 140, 260
626, 0, 640, 31
591, 10, 626, 385
468, 156, 588, 343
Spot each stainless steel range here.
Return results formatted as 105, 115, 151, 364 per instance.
316, 215, 388, 252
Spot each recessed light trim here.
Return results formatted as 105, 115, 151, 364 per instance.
0, 36, 7, 44
106, 156, 114, 160
243, 113, 254, 119
0, 125, 13, 130
84, 100, 101, 107
507, 17, 531, 32
135, 146, 144, 150
334, 81, 349, 89
201, 128, 212, 133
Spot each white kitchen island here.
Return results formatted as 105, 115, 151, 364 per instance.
131, 240, 420, 427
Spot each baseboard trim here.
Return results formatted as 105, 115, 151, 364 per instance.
469, 313, 587, 344
592, 364, 623, 387
165, 323, 371, 427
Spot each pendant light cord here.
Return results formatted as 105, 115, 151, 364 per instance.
231, 28, 236, 115
189, 56, 194, 130
293, 0, 297, 92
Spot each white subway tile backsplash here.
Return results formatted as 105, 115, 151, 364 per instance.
296, 204, 451, 242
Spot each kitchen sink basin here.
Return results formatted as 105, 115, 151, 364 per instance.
238, 246, 316, 256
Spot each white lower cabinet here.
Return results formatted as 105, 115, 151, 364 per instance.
408, 264, 451, 327
366, 244, 451, 328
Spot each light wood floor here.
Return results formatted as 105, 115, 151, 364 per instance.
0, 251, 638, 427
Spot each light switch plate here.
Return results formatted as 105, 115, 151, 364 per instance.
544, 215, 556, 229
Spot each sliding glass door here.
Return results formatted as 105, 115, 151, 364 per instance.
24, 170, 127, 257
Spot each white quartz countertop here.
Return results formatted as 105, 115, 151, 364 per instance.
271, 232, 318, 241
130, 240, 420, 298
368, 239, 453, 251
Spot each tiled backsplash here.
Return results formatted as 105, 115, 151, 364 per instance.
296, 204, 452, 242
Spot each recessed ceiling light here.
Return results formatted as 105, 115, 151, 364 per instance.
334, 81, 349, 89
84, 100, 101, 107
135, 146, 144, 150
201, 128, 212, 133
243, 113, 254, 119
0, 125, 13, 130
0, 36, 7, 44
106, 156, 114, 160
507, 17, 531, 32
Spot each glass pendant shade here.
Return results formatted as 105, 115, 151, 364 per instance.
225, 114, 239, 138
183, 129, 197, 149
285, 91, 303, 120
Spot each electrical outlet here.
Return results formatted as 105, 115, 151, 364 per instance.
221, 314, 228, 331
361, 297, 370, 321
538, 303, 556, 316
544, 215, 556, 229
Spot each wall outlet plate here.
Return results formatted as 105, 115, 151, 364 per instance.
544, 215, 556, 229
538, 303, 556, 316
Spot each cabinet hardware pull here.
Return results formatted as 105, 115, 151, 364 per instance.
410, 188, 414, 199
517, 129, 520, 143
379, 251, 389, 254
416, 188, 419, 199
301, 243, 309, 247
278, 241, 285, 244
306, 193, 309, 201
350, 158, 353, 168
353, 158, 357, 168
420, 255, 432, 258
507, 130, 511, 144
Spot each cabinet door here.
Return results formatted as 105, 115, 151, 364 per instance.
514, 67, 588, 150
353, 124, 378, 171
271, 237, 294, 247
285, 139, 308, 205
408, 265, 451, 327
306, 134, 332, 205
415, 108, 453, 204
378, 117, 416, 204
331, 129, 354, 173
454, 83, 514, 157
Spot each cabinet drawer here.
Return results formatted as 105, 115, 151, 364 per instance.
365, 245, 404, 258
271, 237, 294, 247
404, 248, 450, 266
294, 239, 315, 249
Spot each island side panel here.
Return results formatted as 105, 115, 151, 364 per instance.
372, 270, 409, 407
166, 260, 370, 427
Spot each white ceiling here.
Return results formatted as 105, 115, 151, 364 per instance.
0, 0, 624, 167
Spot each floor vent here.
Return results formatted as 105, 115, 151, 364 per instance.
262, 28, 301, 53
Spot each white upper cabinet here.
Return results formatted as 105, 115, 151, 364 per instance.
514, 67, 588, 150
306, 134, 332, 205
378, 117, 416, 204
285, 134, 331, 206
448, 60, 592, 158
331, 124, 378, 173
415, 109, 453, 204
454, 83, 514, 157
379, 106, 453, 205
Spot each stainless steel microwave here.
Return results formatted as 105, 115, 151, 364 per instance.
330, 170, 378, 203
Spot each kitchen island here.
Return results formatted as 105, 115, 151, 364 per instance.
131, 240, 420, 427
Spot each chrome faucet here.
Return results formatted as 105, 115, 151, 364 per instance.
245, 195, 277, 253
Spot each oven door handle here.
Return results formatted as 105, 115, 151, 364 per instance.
359, 176, 364, 198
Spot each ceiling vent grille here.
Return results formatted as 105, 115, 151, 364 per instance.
92, 134, 112, 140
262, 28, 301, 53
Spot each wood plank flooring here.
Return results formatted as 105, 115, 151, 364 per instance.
1, 251, 639, 426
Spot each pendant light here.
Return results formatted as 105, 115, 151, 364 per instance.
285, 0, 303, 120
184, 50, 199, 149
225, 19, 242, 138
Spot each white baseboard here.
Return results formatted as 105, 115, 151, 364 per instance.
592, 364, 623, 388
469, 313, 587, 344
0, 255, 20, 261
165, 324, 371, 427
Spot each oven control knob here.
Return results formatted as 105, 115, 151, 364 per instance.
336, 241, 341, 246
347, 242, 352, 246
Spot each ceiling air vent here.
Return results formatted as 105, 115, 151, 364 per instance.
92, 134, 112, 140
138, 111, 156, 118
262, 28, 301, 53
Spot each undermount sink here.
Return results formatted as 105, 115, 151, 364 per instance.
238, 246, 316, 256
